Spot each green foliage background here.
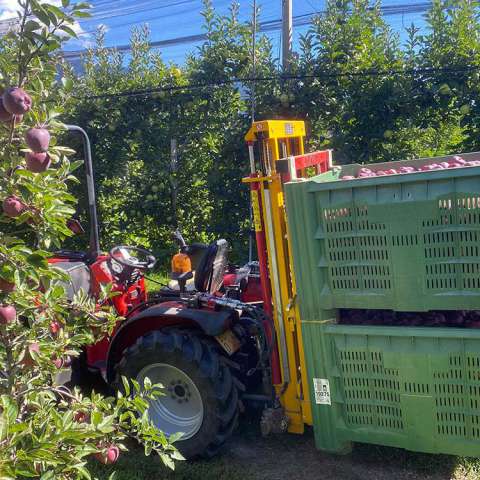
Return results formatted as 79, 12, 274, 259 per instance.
65, 0, 480, 262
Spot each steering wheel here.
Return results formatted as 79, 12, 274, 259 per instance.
109, 246, 156, 270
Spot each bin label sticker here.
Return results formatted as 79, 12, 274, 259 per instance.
313, 378, 331, 405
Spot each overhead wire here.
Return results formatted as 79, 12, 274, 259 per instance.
84, 0, 197, 23
63, 1, 435, 59
79, 4, 201, 36
69, 65, 480, 102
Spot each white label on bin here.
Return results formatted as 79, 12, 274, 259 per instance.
313, 378, 331, 405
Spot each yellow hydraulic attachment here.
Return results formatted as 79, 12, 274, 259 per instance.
243, 120, 332, 433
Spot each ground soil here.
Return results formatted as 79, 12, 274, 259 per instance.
91, 414, 479, 480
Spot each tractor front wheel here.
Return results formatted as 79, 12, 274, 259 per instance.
114, 330, 238, 459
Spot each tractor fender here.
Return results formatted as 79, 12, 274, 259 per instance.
106, 301, 234, 382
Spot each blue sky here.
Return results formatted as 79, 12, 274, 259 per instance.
0, 0, 429, 64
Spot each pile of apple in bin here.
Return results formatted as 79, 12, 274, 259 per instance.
339, 309, 480, 328
340, 155, 480, 180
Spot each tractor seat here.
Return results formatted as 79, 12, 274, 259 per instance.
161, 239, 229, 296
52, 261, 91, 301
194, 239, 228, 293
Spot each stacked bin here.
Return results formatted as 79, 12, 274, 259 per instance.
285, 152, 480, 456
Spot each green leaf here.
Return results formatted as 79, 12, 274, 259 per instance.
159, 452, 175, 470
24, 20, 41, 32
26, 254, 48, 268
40, 471, 55, 480
74, 2, 92, 9
168, 432, 184, 443
121, 376, 131, 396
31, 5, 51, 26
170, 449, 185, 461
91, 411, 102, 427
72, 10, 91, 18
142, 376, 152, 390
59, 24, 78, 39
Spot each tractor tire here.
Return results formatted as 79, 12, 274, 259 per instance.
114, 330, 239, 459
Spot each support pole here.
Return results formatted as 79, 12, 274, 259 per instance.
249, 0, 257, 262
65, 124, 100, 258
282, 0, 292, 71
251, 0, 257, 122
170, 138, 178, 227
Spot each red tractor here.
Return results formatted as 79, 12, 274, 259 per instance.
54, 126, 271, 458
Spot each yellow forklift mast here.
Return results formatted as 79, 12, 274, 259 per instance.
243, 120, 332, 433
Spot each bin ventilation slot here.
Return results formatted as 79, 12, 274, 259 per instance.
316, 189, 480, 309
335, 342, 480, 441
338, 350, 403, 431
392, 235, 418, 247
323, 206, 391, 293
422, 196, 480, 295
404, 382, 429, 395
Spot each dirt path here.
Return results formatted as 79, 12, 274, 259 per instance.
90, 417, 479, 480
223, 421, 471, 480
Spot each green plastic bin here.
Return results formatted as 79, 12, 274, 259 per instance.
285, 152, 480, 456
287, 152, 480, 313
302, 322, 480, 456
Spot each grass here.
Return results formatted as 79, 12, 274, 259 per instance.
87, 443, 246, 480
86, 421, 480, 480
144, 271, 169, 293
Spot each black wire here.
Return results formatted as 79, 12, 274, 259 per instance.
71, 1, 433, 38
69, 65, 480, 101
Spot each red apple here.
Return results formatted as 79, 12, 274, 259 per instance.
73, 411, 90, 423
0, 278, 15, 293
2, 87, 32, 115
0, 99, 23, 123
25, 151, 50, 173
25, 128, 50, 153
52, 355, 71, 369
53, 357, 63, 369
0, 305, 16, 324
22, 342, 40, 367
0, 99, 11, 122
94, 445, 120, 465
2, 196, 26, 218
49, 320, 61, 334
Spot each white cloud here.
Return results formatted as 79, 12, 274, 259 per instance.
0, 0, 20, 21
0, 0, 90, 44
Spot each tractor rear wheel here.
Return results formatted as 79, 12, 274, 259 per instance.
114, 330, 239, 459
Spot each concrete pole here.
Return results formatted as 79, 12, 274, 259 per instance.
282, 0, 292, 71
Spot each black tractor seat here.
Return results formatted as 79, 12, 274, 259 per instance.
161, 239, 229, 296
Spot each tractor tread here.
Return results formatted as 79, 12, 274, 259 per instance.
113, 329, 239, 459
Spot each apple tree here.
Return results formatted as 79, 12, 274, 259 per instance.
0, 1, 180, 479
